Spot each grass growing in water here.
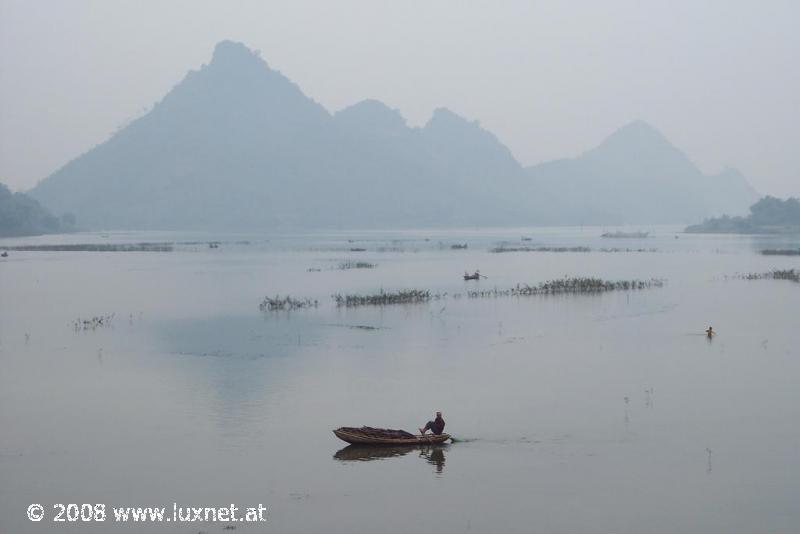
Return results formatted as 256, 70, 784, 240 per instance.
464, 277, 664, 298
72, 313, 115, 331
490, 245, 591, 253
737, 269, 799, 283
330, 277, 663, 307
333, 289, 435, 307
337, 261, 376, 270
260, 295, 319, 311
2, 243, 174, 252
761, 249, 800, 256
489, 245, 656, 253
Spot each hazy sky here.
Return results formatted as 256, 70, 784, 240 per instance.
1, 0, 798, 196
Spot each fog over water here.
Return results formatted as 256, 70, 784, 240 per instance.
1, 228, 798, 533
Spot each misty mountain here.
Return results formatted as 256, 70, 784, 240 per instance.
29, 40, 758, 230
30, 41, 524, 229
523, 121, 760, 224
0, 183, 75, 237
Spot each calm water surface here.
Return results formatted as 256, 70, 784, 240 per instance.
1, 227, 798, 533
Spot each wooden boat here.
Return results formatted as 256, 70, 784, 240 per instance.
333, 426, 451, 446
463, 270, 482, 281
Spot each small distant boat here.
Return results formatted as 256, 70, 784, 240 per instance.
0, 251, 8, 257
333, 427, 451, 446
601, 231, 649, 238
463, 270, 483, 281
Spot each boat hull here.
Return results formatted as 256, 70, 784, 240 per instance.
333, 428, 451, 446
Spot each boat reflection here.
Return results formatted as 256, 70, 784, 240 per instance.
334, 444, 447, 473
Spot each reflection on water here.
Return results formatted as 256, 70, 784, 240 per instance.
420, 446, 446, 474
334, 445, 447, 474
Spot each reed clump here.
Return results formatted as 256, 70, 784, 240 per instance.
761, 249, 800, 256
598, 247, 658, 253
259, 295, 319, 311
738, 269, 799, 283
333, 289, 435, 307
490, 245, 592, 253
490, 245, 657, 253
72, 313, 115, 331
337, 261, 377, 270
464, 277, 664, 298
3, 243, 173, 252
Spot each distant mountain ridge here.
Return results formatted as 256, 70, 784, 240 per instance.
29, 40, 759, 230
523, 121, 759, 224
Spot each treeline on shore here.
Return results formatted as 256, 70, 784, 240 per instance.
686, 196, 800, 234
0, 183, 76, 237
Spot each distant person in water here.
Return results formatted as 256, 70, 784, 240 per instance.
419, 411, 445, 435
706, 326, 715, 338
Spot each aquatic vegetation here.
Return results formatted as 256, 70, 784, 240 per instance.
465, 277, 664, 298
272, 277, 664, 310
601, 231, 649, 238
332, 277, 662, 307
736, 269, 799, 283
490, 245, 591, 253
437, 241, 465, 250
307, 261, 376, 272
599, 247, 658, 253
761, 248, 800, 256
325, 323, 387, 330
337, 261, 376, 270
375, 246, 409, 253
490, 244, 657, 253
333, 289, 436, 307
3, 243, 174, 252
72, 313, 115, 331
259, 295, 319, 311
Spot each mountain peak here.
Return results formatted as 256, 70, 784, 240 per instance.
426, 107, 472, 127
599, 120, 671, 150
334, 99, 408, 133
209, 40, 267, 71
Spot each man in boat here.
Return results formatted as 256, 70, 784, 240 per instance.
706, 326, 715, 338
419, 411, 445, 435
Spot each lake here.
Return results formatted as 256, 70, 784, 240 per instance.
1, 226, 798, 533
